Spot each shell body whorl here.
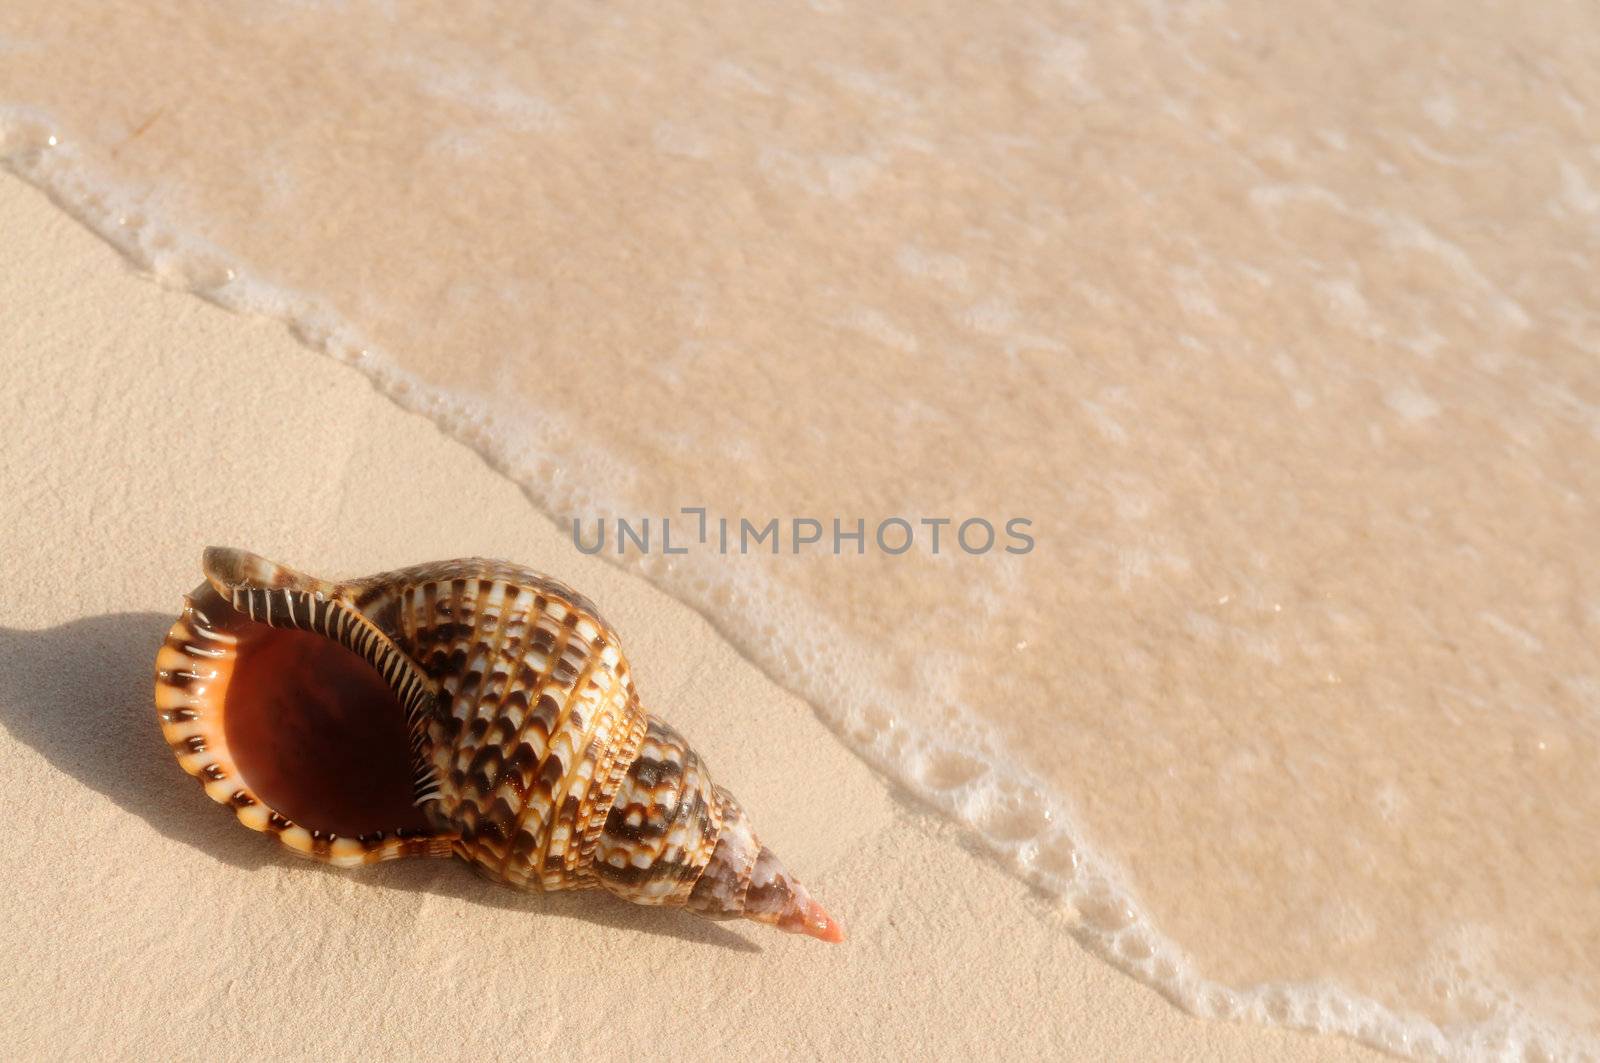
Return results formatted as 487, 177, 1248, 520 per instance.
154, 548, 842, 942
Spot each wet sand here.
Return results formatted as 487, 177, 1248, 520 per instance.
0, 175, 1384, 1061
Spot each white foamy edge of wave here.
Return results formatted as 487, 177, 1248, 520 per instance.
2, 108, 1587, 1063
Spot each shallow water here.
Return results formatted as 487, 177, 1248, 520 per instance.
3, 1, 1598, 1056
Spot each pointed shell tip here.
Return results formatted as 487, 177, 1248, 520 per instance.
803, 901, 846, 944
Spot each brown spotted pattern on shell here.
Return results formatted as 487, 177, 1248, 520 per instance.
153, 547, 843, 942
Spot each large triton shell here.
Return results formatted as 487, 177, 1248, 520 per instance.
153, 547, 843, 942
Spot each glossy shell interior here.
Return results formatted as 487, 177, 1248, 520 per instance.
154, 584, 452, 866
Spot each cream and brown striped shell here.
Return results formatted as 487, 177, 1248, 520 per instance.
153, 547, 842, 942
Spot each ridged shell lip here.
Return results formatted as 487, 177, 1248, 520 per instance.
154, 584, 445, 866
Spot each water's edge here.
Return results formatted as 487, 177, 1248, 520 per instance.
2, 110, 1565, 1062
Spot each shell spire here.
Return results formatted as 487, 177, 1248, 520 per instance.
154, 547, 843, 943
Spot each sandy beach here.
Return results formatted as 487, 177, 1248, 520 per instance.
0, 174, 1389, 1059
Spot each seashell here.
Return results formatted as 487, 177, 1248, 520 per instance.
153, 547, 843, 942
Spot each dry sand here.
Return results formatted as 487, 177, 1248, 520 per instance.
0, 172, 1380, 1060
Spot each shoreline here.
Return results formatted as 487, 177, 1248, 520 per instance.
0, 170, 1384, 1060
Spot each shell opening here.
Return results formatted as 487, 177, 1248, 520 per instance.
163, 586, 431, 841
